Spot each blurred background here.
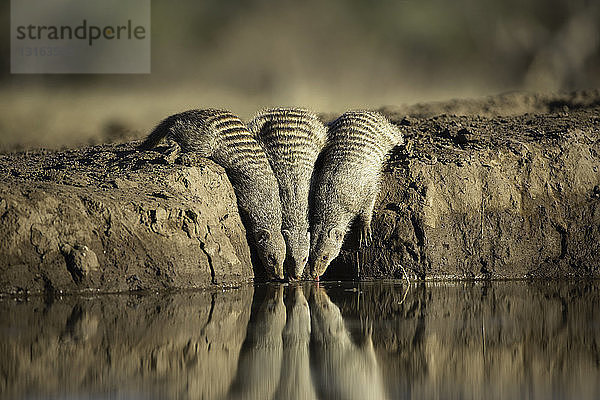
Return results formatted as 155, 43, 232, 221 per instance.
0, 0, 599, 150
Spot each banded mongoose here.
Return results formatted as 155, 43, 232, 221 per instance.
309, 111, 403, 279
248, 108, 327, 279
140, 109, 286, 280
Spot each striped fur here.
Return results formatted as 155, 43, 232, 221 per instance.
310, 111, 403, 279
140, 109, 286, 279
248, 108, 327, 279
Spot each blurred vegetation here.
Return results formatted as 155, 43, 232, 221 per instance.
0, 0, 598, 149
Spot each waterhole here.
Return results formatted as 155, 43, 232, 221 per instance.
1, 280, 598, 399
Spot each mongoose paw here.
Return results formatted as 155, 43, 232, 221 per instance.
163, 141, 181, 164
360, 224, 372, 247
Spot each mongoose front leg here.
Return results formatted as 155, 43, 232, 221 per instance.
359, 220, 372, 248
358, 194, 376, 247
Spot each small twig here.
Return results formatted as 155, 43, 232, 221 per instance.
397, 263, 411, 305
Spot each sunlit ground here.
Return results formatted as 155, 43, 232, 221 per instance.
0, 79, 504, 151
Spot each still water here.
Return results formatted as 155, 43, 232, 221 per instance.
1, 281, 599, 399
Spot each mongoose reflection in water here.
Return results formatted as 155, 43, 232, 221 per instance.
227, 285, 286, 400
248, 108, 327, 279
309, 286, 388, 400
310, 111, 403, 279
274, 285, 318, 400
140, 109, 286, 279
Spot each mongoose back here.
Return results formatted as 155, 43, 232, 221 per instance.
140, 109, 286, 279
309, 111, 403, 279
248, 108, 327, 279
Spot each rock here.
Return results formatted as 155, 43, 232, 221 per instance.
0, 143, 254, 294
61, 244, 100, 283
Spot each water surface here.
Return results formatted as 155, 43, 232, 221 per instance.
1, 281, 599, 399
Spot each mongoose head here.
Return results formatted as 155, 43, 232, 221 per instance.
309, 224, 345, 279
255, 228, 286, 280
282, 229, 311, 280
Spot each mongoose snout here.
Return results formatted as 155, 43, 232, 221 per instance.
254, 228, 286, 280
282, 228, 310, 279
309, 225, 345, 279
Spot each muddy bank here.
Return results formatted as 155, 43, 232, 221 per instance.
1, 91, 600, 293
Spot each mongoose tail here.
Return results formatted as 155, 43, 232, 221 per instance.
140, 109, 286, 280
138, 110, 219, 156
309, 111, 403, 279
138, 115, 173, 150
249, 107, 327, 280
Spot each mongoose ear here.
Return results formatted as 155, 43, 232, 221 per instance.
328, 227, 343, 242
257, 229, 271, 243
282, 229, 291, 240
